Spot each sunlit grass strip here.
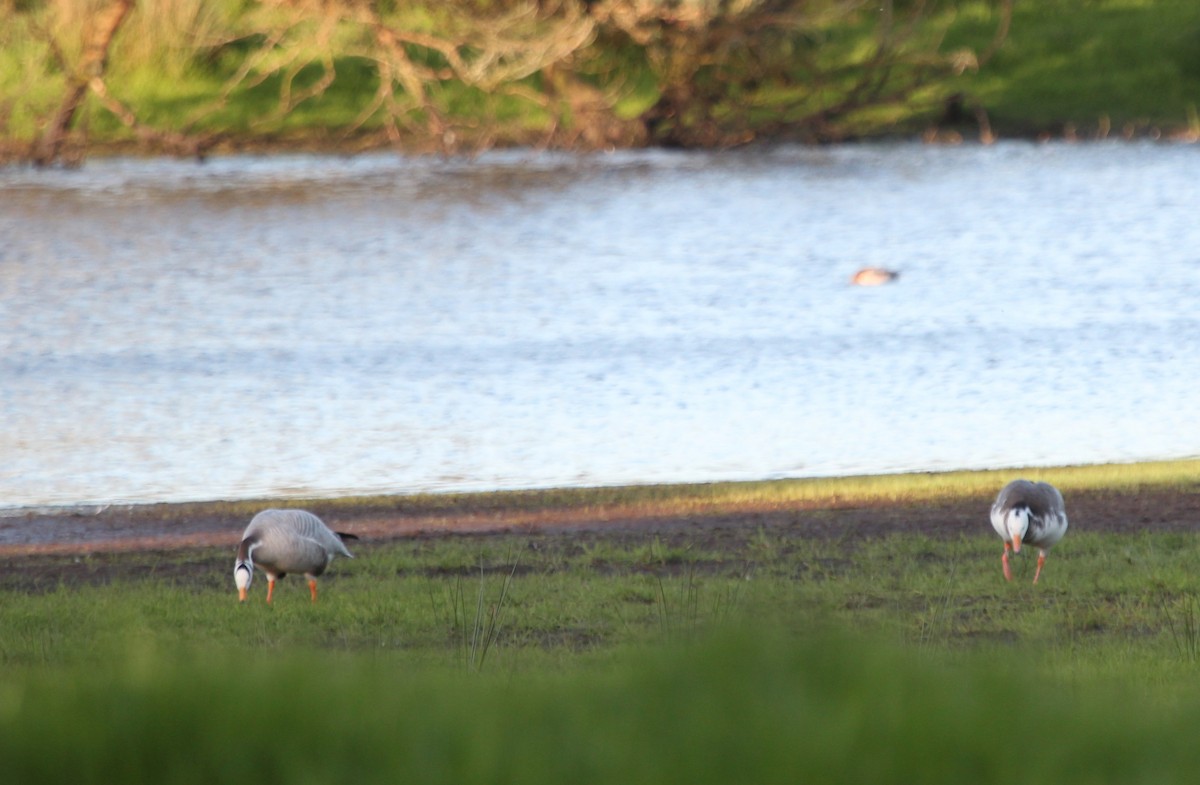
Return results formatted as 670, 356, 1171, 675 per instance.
154, 457, 1200, 523
91, 460, 1200, 547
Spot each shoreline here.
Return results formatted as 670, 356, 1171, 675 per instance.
3, 460, 1197, 557
4, 123, 1199, 168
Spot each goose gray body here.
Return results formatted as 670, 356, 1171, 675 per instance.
990, 479, 1068, 584
234, 509, 356, 603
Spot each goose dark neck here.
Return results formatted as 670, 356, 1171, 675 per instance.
237, 536, 259, 562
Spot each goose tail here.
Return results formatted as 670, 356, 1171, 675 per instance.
335, 530, 358, 557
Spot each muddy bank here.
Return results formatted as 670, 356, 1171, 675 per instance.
2, 483, 1194, 557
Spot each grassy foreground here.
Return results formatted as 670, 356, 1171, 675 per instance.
2, 459, 1200, 783
8, 629, 1200, 784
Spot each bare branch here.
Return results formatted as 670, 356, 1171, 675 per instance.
33, 0, 135, 165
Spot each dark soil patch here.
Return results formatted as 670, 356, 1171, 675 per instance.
0, 548, 228, 594
1, 485, 1196, 592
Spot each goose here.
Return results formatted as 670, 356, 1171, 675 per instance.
989, 479, 1068, 584
850, 267, 900, 286
234, 508, 357, 603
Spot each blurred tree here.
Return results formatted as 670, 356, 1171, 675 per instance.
9, 0, 1009, 163
599, 0, 1005, 146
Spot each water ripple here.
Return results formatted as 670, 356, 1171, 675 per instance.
2, 142, 1199, 509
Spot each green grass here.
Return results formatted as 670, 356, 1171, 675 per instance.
943, 0, 1200, 135
3, 458, 1200, 781
5, 594, 1200, 783
4, 1, 1200, 153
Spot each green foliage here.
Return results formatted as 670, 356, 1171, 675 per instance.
944, 0, 1200, 133
4, 0, 1199, 156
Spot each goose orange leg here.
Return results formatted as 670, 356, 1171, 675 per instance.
1002, 542, 1014, 581
308, 578, 318, 603
266, 578, 276, 604
1033, 550, 1047, 585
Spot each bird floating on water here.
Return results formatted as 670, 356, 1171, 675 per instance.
989, 479, 1068, 584
234, 508, 357, 603
850, 267, 900, 286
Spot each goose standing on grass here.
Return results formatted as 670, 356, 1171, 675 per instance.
990, 479, 1068, 584
234, 509, 357, 603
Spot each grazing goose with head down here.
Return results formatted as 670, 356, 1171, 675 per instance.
990, 479, 1068, 584
234, 509, 357, 603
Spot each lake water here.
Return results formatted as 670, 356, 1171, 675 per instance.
2, 142, 1198, 512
